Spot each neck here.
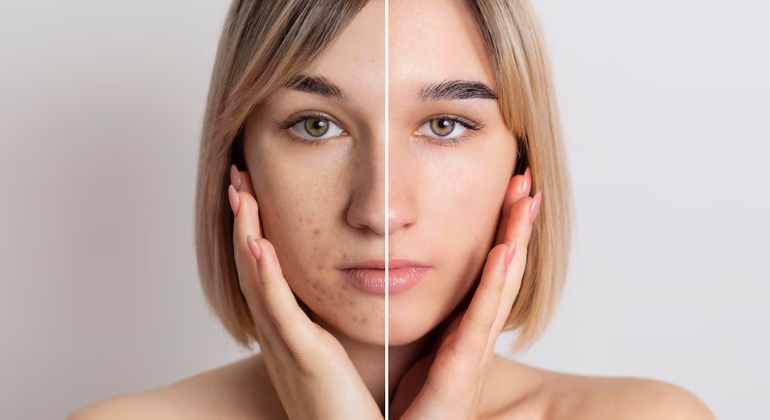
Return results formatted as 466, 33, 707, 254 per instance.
311, 314, 436, 414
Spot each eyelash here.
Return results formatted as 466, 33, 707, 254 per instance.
414, 114, 485, 146
273, 112, 485, 147
274, 111, 347, 146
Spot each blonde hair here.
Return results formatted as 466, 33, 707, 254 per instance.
468, 0, 575, 351
195, 0, 572, 352
195, 0, 369, 348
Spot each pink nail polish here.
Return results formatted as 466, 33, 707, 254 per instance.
521, 167, 530, 195
228, 184, 240, 217
529, 191, 541, 223
504, 242, 517, 267
230, 164, 242, 191
247, 235, 262, 262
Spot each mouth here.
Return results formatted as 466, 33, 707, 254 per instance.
338, 259, 430, 294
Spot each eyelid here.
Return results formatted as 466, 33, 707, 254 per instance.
412, 113, 485, 147
415, 113, 485, 132
275, 110, 346, 131
274, 110, 350, 144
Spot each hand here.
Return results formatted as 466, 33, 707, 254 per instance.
227, 164, 384, 420
390, 167, 541, 420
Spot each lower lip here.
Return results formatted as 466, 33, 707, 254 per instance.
340, 267, 429, 294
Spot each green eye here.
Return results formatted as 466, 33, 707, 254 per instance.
287, 114, 346, 141
304, 118, 330, 137
430, 118, 455, 136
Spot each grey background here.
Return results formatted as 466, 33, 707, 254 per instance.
1, 0, 768, 419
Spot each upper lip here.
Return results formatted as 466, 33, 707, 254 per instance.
341, 259, 430, 270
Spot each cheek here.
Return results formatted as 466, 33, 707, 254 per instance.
249, 156, 346, 278
427, 153, 510, 244
420, 138, 514, 299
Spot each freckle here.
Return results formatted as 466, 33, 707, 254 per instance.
299, 216, 303, 223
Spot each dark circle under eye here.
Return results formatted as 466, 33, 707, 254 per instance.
304, 118, 330, 137
430, 118, 455, 137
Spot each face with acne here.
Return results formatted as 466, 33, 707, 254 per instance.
242, 2, 387, 344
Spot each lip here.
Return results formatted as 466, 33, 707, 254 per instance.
339, 259, 430, 294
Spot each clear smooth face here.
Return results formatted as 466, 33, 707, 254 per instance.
243, 2, 386, 344
388, 0, 518, 345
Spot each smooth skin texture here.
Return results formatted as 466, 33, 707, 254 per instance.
67, 0, 716, 419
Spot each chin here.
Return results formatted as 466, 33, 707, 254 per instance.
307, 297, 388, 346
386, 297, 446, 347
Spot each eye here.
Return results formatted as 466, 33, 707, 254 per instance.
290, 116, 347, 140
416, 117, 468, 139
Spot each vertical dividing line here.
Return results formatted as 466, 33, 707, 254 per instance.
384, 0, 390, 417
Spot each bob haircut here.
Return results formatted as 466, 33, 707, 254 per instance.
195, 0, 573, 352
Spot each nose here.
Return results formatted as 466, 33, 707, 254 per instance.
387, 137, 418, 235
346, 128, 417, 236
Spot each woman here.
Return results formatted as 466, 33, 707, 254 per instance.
69, 0, 716, 419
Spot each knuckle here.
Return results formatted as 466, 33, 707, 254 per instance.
466, 309, 494, 333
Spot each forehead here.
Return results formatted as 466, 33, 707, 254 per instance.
389, 0, 495, 91
302, 1, 385, 103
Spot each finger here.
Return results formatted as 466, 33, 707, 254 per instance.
231, 164, 263, 239
492, 189, 542, 339
249, 236, 315, 349
236, 168, 311, 315
230, 179, 274, 337
453, 242, 513, 367
494, 167, 531, 245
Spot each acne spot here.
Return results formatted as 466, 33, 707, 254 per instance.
351, 313, 368, 326
314, 229, 320, 235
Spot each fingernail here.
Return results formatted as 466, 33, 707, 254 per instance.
521, 167, 531, 195
230, 164, 241, 191
247, 235, 262, 262
504, 241, 517, 267
228, 184, 240, 217
529, 191, 542, 223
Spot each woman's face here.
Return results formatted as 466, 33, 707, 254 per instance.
244, 2, 387, 344
387, 0, 517, 345
243, 0, 516, 347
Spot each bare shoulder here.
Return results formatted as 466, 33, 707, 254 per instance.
484, 356, 716, 420
65, 391, 182, 420
66, 354, 285, 420
548, 374, 717, 420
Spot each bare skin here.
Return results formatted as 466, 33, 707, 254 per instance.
66, 353, 715, 420
67, 0, 716, 419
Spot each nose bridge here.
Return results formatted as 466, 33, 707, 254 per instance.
387, 131, 418, 234
346, 125, 387, 236
346, 123, 419, 236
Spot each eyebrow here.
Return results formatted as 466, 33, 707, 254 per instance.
286, 74, 346, 101
418, 79, 498, 102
